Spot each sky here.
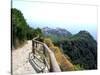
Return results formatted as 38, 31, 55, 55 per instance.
12, 0, 98, 40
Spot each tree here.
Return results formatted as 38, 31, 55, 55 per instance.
12, 8, 28, 48
12, 8, 43, 48
61, 31, 97, 69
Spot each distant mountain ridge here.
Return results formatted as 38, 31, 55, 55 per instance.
42, 27, 72, 44
42, 27, 72, 37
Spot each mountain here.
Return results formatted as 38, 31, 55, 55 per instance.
42, 27, 72, 37
42, 27, 72, 44
60, 31, 97, 70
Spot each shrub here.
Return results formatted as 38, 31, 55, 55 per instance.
44, 38, 74, 71
44, 38, 54, 47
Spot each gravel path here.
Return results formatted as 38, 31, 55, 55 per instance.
12, 41, 36, 75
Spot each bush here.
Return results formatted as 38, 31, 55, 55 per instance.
74, 64, 84, 71
44, 38, 74, 71
12, 8, 43, 49
44, 38, 54, 47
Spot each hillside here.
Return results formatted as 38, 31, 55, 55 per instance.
12, 8, 43, 49
12, 8, 97, 73
44, 38, 74, 71
60, 31, 97, 69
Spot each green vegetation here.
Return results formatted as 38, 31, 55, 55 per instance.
12, 8, 43, 49
42, 28, 97, 70
44, 38, 74, 71
11, 8, 97, 71
45, 34, 69, 46
74, 64, 84, 71
60, 31, 97, 70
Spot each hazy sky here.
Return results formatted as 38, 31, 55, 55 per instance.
12, 0, 97, 39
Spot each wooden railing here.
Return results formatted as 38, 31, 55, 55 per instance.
31, 36, 61, 72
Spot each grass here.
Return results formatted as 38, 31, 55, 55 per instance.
44, 38, 74, 71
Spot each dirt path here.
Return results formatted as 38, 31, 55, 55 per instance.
12, 40, 36, 75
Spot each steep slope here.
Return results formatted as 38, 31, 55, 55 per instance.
44, 38, 74, 71
61, 31, 97, 69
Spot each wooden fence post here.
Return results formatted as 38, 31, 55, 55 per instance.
32, 40, 35, 54
43, 45, 46, 57
36, 41, 37, 48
